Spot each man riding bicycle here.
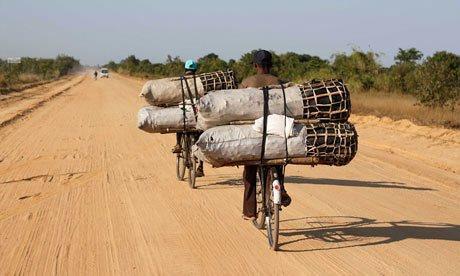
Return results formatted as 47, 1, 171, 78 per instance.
172, 59, 205, 177
239, 50, 291, 220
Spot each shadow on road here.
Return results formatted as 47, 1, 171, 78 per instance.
196, 176, 433, 191
277, 216, 459, 252
285, 176, 434, 191
196, 177, 243, 190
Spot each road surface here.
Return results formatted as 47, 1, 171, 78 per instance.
0, 73, 459, 275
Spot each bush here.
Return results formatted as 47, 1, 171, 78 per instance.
331, 50, 381, 91
415, 51, 460, 109
107, 49, 459, 110
0, 55, 80, 89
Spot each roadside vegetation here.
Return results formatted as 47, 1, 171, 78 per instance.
107, 49, 459, 128
0, 55, 80, 94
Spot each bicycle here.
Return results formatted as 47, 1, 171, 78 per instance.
253, 165, 284, 250
176, 132, 198, 188
174, 73, 201, 188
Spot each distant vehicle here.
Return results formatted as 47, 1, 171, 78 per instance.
100, 68, 109, 78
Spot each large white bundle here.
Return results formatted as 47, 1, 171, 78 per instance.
139, 70, 237, 106
196, 79, 351, 130
192, 123, 357, 167
137, 106, 196, 133
197, 86, 303, 129
140, 78, 205, 106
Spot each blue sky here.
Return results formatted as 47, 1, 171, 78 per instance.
0, 0, 459, 66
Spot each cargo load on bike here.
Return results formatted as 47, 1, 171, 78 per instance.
137, 70, 237, 134
136, 63, 238, 188
137, 104, 196, 133
191, 72, 358, 250
139, 70, 237, 106
192, 122, 357, 167
196, 79, 351, 130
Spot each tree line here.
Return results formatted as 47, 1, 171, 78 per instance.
0, 55, 80, 92
106, 48, 459, 109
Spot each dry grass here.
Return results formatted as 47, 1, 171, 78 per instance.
351, 91, 460, 129
18, 73, 40, 83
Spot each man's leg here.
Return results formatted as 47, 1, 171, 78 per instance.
276, 165, 291, 207
172, 133, 182, 153
196, 161, 204, 177
243, 165, 258, 219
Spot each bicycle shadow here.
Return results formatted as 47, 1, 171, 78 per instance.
277, 216, 459, 252
285, 176, 434, 191
196, 177, 242, 190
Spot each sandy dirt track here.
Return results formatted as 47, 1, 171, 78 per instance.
0, 73, 458, 275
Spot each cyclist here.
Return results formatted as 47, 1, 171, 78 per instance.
239, 50, 291, 220
172, 59, 205, 177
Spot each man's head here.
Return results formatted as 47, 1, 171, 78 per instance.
184, 59, 198, 75
253, 50, 272, 74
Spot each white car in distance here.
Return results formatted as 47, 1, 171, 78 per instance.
100, 68, 109, 78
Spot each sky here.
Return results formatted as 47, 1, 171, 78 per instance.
0, 0, 459, 66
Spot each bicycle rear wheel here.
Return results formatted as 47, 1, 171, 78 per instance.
253, 168, 266, 229
265, 167, 280, 251
176, 135, 186, 181
187, 135, 197, 189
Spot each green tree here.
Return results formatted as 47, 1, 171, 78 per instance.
120, 55, 140, 75
395, 48, 423, 64
415, 51, 460, 109
197, 53, 228, 73
332, 49, 381, 90
54, 54, 80, 76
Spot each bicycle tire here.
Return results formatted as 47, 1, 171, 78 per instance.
176, 135, 186, 181
252, 168, 266, 229
265, 167, 280, 251
187, 135, 197, 189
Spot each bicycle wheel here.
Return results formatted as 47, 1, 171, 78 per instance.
176, 135, 186, 181
252, 167, 266, 229
265, 167, 280, 251
187, 135, 197, 189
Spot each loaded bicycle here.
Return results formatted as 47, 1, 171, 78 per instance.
174, 60, 202, 189
232, 85, 320, 250
176, 131, 199, 188
250, 86, 289, 250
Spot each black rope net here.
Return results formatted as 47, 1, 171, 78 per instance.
304, 122, 358, 166
198, 70, 238, 92
299, 79, 351, 122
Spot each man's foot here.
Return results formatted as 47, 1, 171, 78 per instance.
172, 144, 182, 154
281, 192, 291, 207
242, 215, 256, 221
195, 166, 204, 177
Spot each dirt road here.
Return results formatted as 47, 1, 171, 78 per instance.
0, 73, 458, 275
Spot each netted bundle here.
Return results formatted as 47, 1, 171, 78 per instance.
196, 80, 351, 130
140, 70, 237, 106
299, 79, 351, 122
199, 70, 238, 92
192, 122, 358, 167
304, 122, 357, 166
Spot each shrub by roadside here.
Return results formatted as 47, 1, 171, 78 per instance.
0, 55, 80, 94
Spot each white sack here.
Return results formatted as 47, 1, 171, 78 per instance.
197, 86, 304, 130
252, 114, 295, 138
137, 105, 196, 133
196, 79, 351, 130
140, 78, 205, 106
193, 123, 357, 167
